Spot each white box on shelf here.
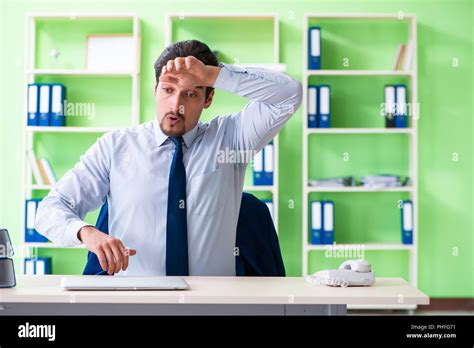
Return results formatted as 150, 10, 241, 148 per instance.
86, 34, 139, 73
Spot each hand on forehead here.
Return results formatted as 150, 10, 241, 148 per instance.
159, 56, 204, 89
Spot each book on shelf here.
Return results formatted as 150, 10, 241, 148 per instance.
392, 41, 413, 71
359, 174, 410, 188
309, 176, 355, 187
37, 158, 57, 185
309, 175, 410, 188
28, 150, 57, 185
27, 150, 44, 185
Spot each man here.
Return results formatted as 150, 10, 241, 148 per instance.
35, 40, 302, 276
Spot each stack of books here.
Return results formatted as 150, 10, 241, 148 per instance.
309, 175, 410, 188
28, 150, 57, 186
308, 176, 355, 187
359, 175, 410, 188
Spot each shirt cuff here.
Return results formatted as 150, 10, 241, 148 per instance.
66, 219, 92, 246
213, 63, 246, 92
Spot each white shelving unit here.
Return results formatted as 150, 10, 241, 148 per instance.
20, 13, 141, 269
307, 69, 412, 76
26, 126, 122, 133
165, 13, 283, 231
301, 13, 419, 300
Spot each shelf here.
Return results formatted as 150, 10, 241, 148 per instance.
243, 185, 275, 193
27, 13, 138, 20
28, 185, 52, 190
306, 128, 413, 134
21, 13, 141, 264
26, 126, 120, 133
305, 13, 416, 20
307, 243, 413, 251
27, 69, 137, 77
167, 13, 278, 19
301, 12, 418, 285
21, 243, 86, 249
306, 186, 413, 193
235, 63, 286, 72
306, 70, 413, 76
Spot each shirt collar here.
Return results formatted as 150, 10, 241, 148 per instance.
153, 119, 200, 149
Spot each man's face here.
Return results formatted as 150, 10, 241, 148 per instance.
154, 79, 214, 137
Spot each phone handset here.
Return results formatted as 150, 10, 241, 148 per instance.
305, 259, 375, 287
338, 259, 372, 273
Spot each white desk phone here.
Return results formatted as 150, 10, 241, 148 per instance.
305, 259, 375, 287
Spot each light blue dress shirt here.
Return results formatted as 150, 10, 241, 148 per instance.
35, 63, 302, 276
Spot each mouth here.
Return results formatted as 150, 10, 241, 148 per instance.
165, 114, 181, 125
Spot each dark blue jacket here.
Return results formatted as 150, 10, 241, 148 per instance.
83, 193, 285, 277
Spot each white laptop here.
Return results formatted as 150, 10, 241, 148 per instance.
61, 276, 189, 291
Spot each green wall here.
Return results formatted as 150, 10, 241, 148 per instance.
0, 0, 472, 298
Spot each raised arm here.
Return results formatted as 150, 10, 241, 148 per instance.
214, 63, 303, 152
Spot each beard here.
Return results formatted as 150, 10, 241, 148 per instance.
159, 111, 186, 137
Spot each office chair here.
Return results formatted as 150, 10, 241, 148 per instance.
83, 192, 285, 277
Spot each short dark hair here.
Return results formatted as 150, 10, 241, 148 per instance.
154, 39, 219, 100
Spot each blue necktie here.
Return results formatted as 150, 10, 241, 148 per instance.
166, 136, 189, 276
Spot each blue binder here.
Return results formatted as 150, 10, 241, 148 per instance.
24, 257, 52, 275
308, 27, 321, 70
38, 84, 51, 127
401, 200, 413, 244
24, 258, 35, 274
25, 199, 49, 243
308, 85, 318, 128
253, 142, 274, 186
262, 142, 274, 185
384, 85, 396, 128
322, 200, 334, 244
394, 84, 408, 128
318, 85, 331, 128
310, 201, 323, 244
27, 84, 40, 126
50, 84, 66, 127
252, 148, 264, 185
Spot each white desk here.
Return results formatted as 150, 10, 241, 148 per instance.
0, 275, 429, 316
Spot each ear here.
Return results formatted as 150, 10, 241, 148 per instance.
203, 89, 215, 109
154, 82, 158, 97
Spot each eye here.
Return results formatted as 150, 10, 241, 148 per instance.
187, 92, 197, 98
162, 87, 172, 94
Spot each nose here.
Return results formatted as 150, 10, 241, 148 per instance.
169, 93, 185, 116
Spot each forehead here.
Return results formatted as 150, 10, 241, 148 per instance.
158, 80, 203, 92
